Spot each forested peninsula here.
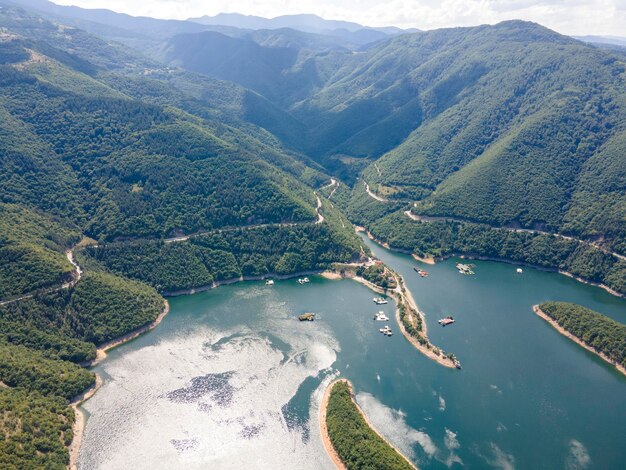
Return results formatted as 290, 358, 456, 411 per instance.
535, 302, 626, 375
322, 380, 416, 470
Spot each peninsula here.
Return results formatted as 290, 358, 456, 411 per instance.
321, 379, 417, 470
534, 302, 626, 376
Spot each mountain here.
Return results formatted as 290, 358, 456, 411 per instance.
10, 0, 405, 50
8, 0, 214, 46
188, 12, 416, 37
122, 17, 626, 257
575, 35, 626, 48
154, 29, 354, 107
0, 6, 363, 467
189, 12, 364, 32
338, 22, 626, 254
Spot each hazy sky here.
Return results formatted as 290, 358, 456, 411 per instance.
53, 0, 626, 36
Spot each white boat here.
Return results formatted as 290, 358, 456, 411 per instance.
516, 268, 523, 274
379, 325, 393, 336
266, 280, 274, 285
297, 277, 310, 284
373, 297, 388, 305
456, 263, 475, 275
374, 311, 389, 321
438, 316, 455, 326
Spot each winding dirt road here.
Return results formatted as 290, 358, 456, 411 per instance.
0, 247, 83, 306
364, 181, 387, 202
404, 210, 626, 261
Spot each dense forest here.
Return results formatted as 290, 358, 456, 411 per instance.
0, 5, 363, 467
363, 211, 626, 295
0, 267, 164, 468
357, 263, 398, 290
539, 302, 626, 369
151, 15, 626, 255
2, 1, 626, 467
0, 204, 79, 299
83, 207, 361, 292
0, 388, 76, 469
325, 381, 415, 470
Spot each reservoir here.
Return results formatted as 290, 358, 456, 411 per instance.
78, 235, 626, 469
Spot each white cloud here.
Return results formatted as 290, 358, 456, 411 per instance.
443, 428, 463, 467
52, 0, 626, 36
482, 442, 516, 470
566, 439, 591, 469
355, 392, 438, 460
438, 394, 446, 412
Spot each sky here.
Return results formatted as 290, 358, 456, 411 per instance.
53, 0, 626, 37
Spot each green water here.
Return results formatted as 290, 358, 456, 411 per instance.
79, 235, 626, 469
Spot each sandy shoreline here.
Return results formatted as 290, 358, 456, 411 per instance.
319, 379, 417, 470
319, 379, 349, 470
412, 253, 436, 265
68, 299, 170, 469
68, 375, 103, 470
162, 270, 327, 296
533, 305, 626, 377
85, 299, 170, 367
387, 276, 456, 369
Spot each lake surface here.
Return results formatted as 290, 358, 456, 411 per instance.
78, 235, 626, 469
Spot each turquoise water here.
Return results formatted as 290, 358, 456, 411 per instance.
78, 235, 626, 469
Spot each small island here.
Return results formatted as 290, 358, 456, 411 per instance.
321, 379, 417, 470
534, 302, 626, 376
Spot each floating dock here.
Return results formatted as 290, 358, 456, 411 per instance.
413, 267, 429, 277
438, 316, 455, 326
456, 263, 475, 275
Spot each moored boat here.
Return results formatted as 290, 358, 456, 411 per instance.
373, 311, 389, 321
373, 297, 388, 305
413, 267, 429, 277
438, 316, 455, 326
379, 325, 393, 336
456, 263, 475, 275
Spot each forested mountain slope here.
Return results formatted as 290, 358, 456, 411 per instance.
0, 6, 326, 241
296, 21, 625, 257
158, 22, 626, 257
154, 28, 355, 109
351, 23, 626, 257
0, 6, 362, 467
0, 1, 362, 311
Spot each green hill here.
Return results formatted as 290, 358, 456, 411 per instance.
158, 21, 626, 255
1, 2, 626, 467
343, 23, 625, 256
0, 6, 363, 467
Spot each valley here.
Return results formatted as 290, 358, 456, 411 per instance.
0, 1, 625, 468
